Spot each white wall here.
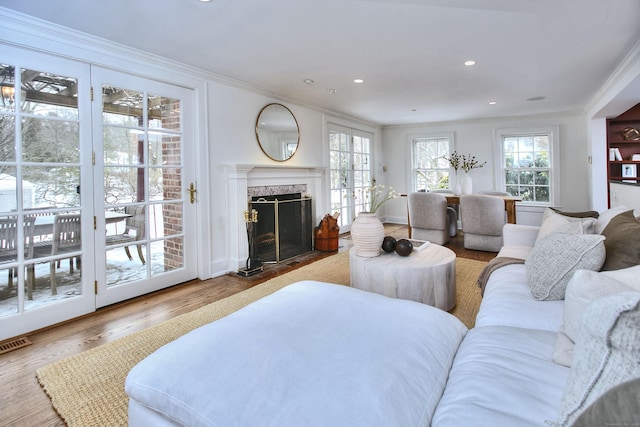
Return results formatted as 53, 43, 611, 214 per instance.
609, 182, 640, 216
205, 81, 384, 274
381, 112, 591, 226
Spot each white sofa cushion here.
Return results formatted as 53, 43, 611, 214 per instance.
475, 264, 564, 332
432, 326, 570, 427
556, 292, 640, 426
525, 232, 605, 301
553, 265, 640, 366
125, 280, 468, 427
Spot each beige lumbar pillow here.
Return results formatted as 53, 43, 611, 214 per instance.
552, 266, 640, 366
526, 232, 605, 301
535, 208, 597, 245
555, 291, 640, 426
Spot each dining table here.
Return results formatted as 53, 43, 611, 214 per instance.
33, 211, 132, 238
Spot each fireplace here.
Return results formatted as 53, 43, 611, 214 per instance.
224, 164, 326, 273
251, 193, 313, 263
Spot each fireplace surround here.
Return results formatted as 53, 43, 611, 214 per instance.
224, 165, 326, 272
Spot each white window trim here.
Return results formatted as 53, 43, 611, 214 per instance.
407, 132, 455, 192
493, 126, 560, 207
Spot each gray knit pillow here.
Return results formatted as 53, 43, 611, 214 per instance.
525, 233, 605, 301
556, 292, 640, 426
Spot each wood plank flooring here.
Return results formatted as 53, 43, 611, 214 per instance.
0, 225, 495, 427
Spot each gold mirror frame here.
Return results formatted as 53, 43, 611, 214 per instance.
255, 103, 300, 162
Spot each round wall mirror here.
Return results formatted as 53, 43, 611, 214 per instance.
255, 103, 300, 162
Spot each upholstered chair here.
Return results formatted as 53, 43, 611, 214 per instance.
407, 192, 452, 245
460, 194, 506, 252
478, 191, 512, 196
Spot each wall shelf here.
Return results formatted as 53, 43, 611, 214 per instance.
607, 103, 640, 203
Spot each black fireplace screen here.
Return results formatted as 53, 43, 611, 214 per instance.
251, 194, 313, 263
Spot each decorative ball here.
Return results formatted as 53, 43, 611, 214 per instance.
381, 236, 397, 253
395, 239, 413, 256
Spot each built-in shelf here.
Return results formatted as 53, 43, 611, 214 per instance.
607, 103, 640, 208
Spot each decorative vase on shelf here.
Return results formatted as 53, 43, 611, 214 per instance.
461, 171, 473, 195
350, 212, 385, 257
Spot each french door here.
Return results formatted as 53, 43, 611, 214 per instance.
0, 47, 197, 341
328, 123, 373, 232
91, 67, 197, 307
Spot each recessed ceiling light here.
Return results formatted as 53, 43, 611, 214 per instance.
353, 78, 364, 84
303, 79, 314, 85
327, 89, 338, 94
489, 101, 497, 105
526, 96, 546, 101
199, 0, 212, 2
464, 60, 476, 66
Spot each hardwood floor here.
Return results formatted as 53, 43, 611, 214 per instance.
0, 224, 494, 427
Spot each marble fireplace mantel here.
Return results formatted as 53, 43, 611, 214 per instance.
224, 164, 327, 271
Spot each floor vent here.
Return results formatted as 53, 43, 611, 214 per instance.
0, 337, 32, 355
287, 261, 301, 266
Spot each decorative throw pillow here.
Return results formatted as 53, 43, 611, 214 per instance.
549, 207, 599, 219
600, 210, 640, 271
526, 233, 605, 301
551, 266, 640, 367
556, 292, 640, 426
535, 209, 597, 245
569, 377, 640, 427
594, 205, 629, 235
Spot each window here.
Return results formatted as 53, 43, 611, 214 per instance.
412, 135, 452, 191
497, 128, 557, 204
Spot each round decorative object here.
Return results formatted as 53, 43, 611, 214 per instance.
350, 212, 385, 257
622, 127, 640, 141
381, 236, 397, 253
394, 238, 413, 256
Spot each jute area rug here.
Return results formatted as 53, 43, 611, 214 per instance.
36, 251, 486, 427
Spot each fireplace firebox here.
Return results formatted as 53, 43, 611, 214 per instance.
250, 193, 313, 263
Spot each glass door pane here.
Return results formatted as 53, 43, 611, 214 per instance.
329, 124, 352, 229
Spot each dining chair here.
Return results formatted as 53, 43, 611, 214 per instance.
459, 195, 506, 252
106, 205, 146, 264
478, 191, 513, 196
407, 192, 452, 245
0, 216, 36, 299
50, 213, 82, 295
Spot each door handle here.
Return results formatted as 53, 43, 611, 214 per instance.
188, 182, 197, 204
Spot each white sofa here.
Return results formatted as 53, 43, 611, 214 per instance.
433, 210, 640, 427
126, 208, 640, 427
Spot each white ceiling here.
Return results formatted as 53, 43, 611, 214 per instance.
1, 0, 639, 125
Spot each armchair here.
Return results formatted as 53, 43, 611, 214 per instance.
407, 192, 452, 245
460, 194, 506, 252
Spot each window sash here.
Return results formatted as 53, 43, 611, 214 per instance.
498, 131, 554, 204
412, 137, 451, 192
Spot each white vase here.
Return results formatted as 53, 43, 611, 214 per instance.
461, 172, 473, 195
350, 212, 384, 257
453, 171, 463, 195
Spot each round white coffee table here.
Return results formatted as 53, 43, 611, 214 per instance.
349, 243, 456, 310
